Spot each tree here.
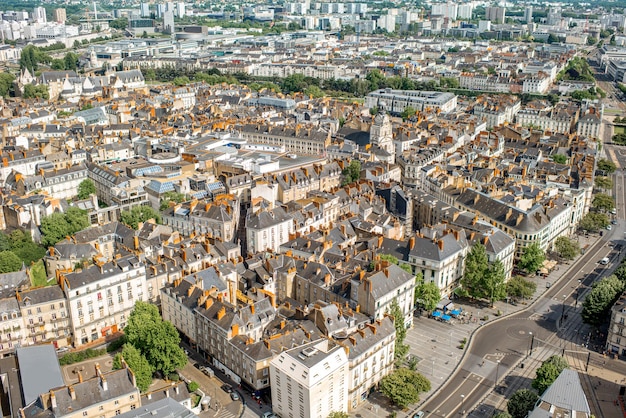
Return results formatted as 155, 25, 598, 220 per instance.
8, 230, 45, 265
0, 251, 23, 273
462, 244, 489, 299
554, 236, 579, 260
0, 73, 15, 97
380, 368, 431, 409
595, 176, 613, 191
124, 302, 187, 375
593, 193, 615, 212
109, 17, 128, 30
23, 84, 49, 100
187, 381, 199, 392
341, 160, 361, 185
64, 52, 79, 71
532, 356, 569, 394
506, 276, 537, 300
389, 299, 408, 360
120, 206, 162, 229
517, 243, 545, 274
304, 85, 324, 98
493, 413, 512, 418
598, 158, 617, 174
77, 179, 97, 199
173, 76, 190, 86
401, 106, 417, 120
547, 33, 560, 44
159, 191, 187, 211
113, 344, 154, 392
579, 212, 609, 232
485, 260, 507, 307
507, 389, 539, 418
40, 208, 89, 247
551, 154, 567, 164
582, 275, 624, 325
327, 413, 349, 418
414, 275, 440, 312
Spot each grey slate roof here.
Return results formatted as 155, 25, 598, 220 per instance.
16, 345, 65, 405
119, 397, 195, 418
527, 369, 590, 418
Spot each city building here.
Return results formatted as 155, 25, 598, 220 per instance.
485, 6, 506, 24
270, 339, 349, 418
366, 89, 457, 114
53, 8, 66, 24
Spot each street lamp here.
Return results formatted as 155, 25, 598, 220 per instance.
560, 294, 567, 326
460, 394, 465, 415
432, 358, 435, 376
495, 360, 501, 388
529, 332, 534, 357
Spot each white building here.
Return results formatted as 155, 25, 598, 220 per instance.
33, 7, 46, 23
366, 89, 457, 114
60, 255, 147, 347
245, 207, 295, 254
270, 339, 349, 418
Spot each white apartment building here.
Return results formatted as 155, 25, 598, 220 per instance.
522, 75, 551, 94
366, 89, 457, 114
60, 255, 147, 346
245, 207, 295, 254
270, 339, 349, 418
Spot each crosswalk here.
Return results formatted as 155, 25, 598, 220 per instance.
214, 408, 237, 418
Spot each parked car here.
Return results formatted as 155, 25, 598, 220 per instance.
606, 225, 613, 231
193, 363, 202, 370
413, 411, 425, 418
262, 412, 277, 418
230, 392, 240, 401
221, 384, 233, 393
601, 257, 610, 265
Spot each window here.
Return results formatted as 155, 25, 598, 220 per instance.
130, 405, 136, 410
114, 400, 119, 406
115, 411, 120, 416
83, 412, 88, 416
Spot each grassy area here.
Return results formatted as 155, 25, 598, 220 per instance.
615, 126, 625, 134
30, 260, 53, 287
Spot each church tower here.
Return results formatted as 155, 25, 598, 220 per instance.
370, 109, 393, 154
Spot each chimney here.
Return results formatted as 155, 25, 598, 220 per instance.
359, 270, 365, 280
205, 298, 213, 310
175, 385, 180, 394
250, 304, 255, 314
101, 377, 108, 391
165, 389, 170, 398
280, 320, 285, 329
187, 286, 193, 297
217, 307, 226, 320
77, 371, 83, 383
384, 268, 389, 278
324, 273, 331, 285
409, 237, 415, 250
68, 386, 76, 400
50, 391, 57, 409
377, 236, 383, 248
134, 236, 139, 250
437, 240, 444, 251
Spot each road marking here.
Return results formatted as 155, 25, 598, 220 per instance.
607, 147, 621, 169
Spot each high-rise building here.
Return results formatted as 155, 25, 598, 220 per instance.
457, 4, 474, 20
485, 6, 506, 24
175, 2, 185, 18
53, 8, 66, 23
140, 3, 150, 18
163, 10, 174, 33
32, 7, 46, 23
524, 6, 533, 23
431, 2, 458, 20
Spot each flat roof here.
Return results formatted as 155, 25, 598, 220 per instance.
16, 345, 65, 405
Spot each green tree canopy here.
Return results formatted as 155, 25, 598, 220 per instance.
389, 298, 408, 360
64, 52, 79, 71
173, 76, 190, 86
595, 176, 613, 190
532, 356, 569, 394
507, 389, 539, 418
40, 207, 89, 247
0, 73, 16, 97
401, 106, 417, 120
7, 230, 45, 265
414, 274, 440, 312
77, 179, 97, 199
124, 302, 187, 375
120, 206, 162, 229
579, 212, 609, 232
518, 243, 545, 274
551, 154, 567, 164
554, 236, 580, 260
0, 251, 23, 273
23, 84, 49, 100
113, 343, 154, 392
159, 191, 188, 211
485, 259, 507, 307
592, 193, 615, 212
327, 413, 349, 418
462, 243, 489, 299
379, 368, 431, 409
582, 275, 624, 326
598, 158, 617, 174
109, 17, 128, 30
341, 160, 361, 185
506, 276, 537, 300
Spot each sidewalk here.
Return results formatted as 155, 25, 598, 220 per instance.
353, 232, 602, 418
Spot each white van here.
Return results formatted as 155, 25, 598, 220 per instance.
601, 257, 610, 265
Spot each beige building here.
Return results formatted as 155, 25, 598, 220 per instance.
17, 285, 71, 349
607, 292, 626, 356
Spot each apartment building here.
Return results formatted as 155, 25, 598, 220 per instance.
366, 89, 457, 114
17, 286, 71, 349
237, 124, 331, 156
246, 207, 295, 254
60, 255, 147, 347
6, 164, 89, 200
161, 197, 239, 241
607, 292, 626, 356
0, 148, 46, 187
270, 339, 349, 418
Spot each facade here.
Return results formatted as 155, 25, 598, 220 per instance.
270, 339, 349, 418
366, 89, 457, 114
17, 286, 71, 349
162, 197, 239, 241
60, 255, 147, 347
245, 207, 295, 255
607, 292, 626, 356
